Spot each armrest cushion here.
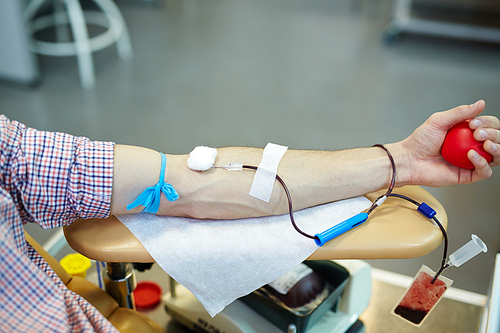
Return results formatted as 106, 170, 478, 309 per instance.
64, 186, 447, 262
309, 186, 447, 260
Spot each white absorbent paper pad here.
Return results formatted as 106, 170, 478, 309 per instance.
117, 196, 371, 317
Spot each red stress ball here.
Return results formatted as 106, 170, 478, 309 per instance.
441, 120, 493, 170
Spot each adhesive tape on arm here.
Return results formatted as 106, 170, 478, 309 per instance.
249, 143, 288, 203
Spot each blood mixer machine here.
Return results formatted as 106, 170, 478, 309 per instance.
163, 260, 371, 333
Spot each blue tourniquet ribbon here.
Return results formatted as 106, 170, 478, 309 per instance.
127, 152, 179, 213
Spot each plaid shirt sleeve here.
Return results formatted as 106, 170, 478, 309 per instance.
0, 115, 114, 228
0, 115, 120, 332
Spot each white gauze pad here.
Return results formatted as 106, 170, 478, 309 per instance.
188, 146, 217, 171
249, 143, 288, 202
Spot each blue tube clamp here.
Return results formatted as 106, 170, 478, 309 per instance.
417, 202, 436, 219
315, 212, 369, 246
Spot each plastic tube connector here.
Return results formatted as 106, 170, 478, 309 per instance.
417, 202, 436, 219
374, 195, 387, 207
215, 163, 244, 171
314, 212, 369, 247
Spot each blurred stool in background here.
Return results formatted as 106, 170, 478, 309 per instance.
24, 0, 133, 89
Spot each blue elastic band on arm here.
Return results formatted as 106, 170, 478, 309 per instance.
314, 212, 369, 247
126, 152, 179, 214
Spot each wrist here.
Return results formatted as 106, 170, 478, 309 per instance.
384, 142, 412, 187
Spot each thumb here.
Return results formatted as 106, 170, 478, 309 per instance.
439, 100, 486, 129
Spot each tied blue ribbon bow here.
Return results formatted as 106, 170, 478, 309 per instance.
127, 152, 179, 214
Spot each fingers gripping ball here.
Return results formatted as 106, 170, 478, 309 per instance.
441, 120, 493, 169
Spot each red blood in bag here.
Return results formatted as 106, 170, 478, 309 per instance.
264, 270, 325, 308
394, 271, 447, 324
441, 120, 493, 170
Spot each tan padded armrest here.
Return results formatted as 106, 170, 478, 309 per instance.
64, 216, 154, 263
64, 186, 447, 263
308, 185, 447, 260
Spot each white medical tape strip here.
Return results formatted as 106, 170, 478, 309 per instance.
249, 143, 288, 203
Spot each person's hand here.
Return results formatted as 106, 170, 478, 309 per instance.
469, 112, 500, 167
399, 100, 500, 187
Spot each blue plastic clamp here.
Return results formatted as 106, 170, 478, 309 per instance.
314, 212, 369, 247
417, 202, 436, 219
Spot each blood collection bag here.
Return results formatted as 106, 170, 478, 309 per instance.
391, 265, 453, 327
262, 263, 332, 314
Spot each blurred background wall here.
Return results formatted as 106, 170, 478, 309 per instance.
1, 0, 499, 295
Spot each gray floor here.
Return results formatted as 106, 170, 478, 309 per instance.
4, 0, 500, 299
